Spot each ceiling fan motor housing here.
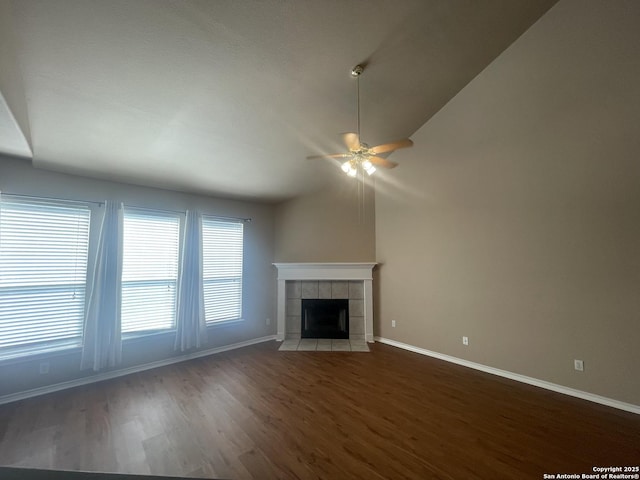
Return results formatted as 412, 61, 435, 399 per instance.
351, 65, 364, 77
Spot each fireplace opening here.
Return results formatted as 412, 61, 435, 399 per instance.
301, 299, 349, 339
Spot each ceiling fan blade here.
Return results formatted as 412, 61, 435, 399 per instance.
342, 132, 361, 151
369, 156, 398, 169
370, 138, 413, 154
306, 153, 350, 160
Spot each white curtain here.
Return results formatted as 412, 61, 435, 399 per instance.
175, 210, 207, 351
81, 201, 123, 371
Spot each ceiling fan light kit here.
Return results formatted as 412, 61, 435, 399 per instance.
307, 64, 413, 177
341, 157, 375, 177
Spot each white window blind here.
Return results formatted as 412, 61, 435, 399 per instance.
0, 197, 90, 357
121, 209, 180, 334
202, 217, 243, 324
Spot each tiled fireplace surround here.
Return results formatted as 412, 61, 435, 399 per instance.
273, 263, 377, 343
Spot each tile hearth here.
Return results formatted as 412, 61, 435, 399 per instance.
278, 339, 370, 352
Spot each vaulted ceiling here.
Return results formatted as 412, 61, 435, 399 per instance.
0, 0, 556, 202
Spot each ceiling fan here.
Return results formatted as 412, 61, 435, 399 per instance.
307, 64, 413, 177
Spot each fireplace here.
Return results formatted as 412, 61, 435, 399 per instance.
301, 299, 349, 339
273, 263, 377, 342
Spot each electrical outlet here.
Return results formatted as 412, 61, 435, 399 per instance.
462, 336, 469, 346
39, 362, 49, 375
574, 359, 584, 372
391, 320, 396, 328
266, 318, 271, 325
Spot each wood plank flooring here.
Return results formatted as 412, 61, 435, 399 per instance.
0, 341, 638, 479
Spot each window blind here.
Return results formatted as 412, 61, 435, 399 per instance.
121, 209, 180, 334
0, 197, 90, 357
202, 217, 243, 324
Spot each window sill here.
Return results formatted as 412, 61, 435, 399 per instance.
1, 322, 245, 366
122, 329, 176, 343
207, 318, 245, 328
0, 343, 82, 366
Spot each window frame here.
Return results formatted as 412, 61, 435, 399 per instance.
201, 216, 244, 326
0, 196, 93, 360
120, 207, 182, 337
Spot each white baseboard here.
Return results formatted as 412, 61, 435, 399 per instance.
0, 335, 277, 406
374, 336, 640, 415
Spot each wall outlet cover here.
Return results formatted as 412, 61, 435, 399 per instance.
574, 359, 584, 371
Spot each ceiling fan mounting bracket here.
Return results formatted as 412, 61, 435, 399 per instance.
351, 65, 364, 77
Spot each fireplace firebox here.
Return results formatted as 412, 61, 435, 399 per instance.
301, 299, 349, 339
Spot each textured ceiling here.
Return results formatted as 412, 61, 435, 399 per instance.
0, 0, 557, 202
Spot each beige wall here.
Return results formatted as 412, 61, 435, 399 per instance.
375, 0, 640, 405
274, 176, 375, 262
0, 156, 276, 397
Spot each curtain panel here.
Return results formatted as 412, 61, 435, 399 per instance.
80, 201, 123, 371
175, 210, 207, 351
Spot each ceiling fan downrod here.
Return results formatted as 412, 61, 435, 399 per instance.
351, 65, 364, 139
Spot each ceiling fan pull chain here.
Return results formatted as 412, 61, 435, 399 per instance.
361, 168, 365, 224
356, 167, 365, 225
356, 73, 361, 139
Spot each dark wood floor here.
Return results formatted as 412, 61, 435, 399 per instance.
0, 341, 638, 480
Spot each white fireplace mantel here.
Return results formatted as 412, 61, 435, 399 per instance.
273, 263, 377, 343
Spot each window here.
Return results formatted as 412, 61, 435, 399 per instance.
0, 197, 90, 358
202, 217, 243, 324
121, 209, 180, 334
